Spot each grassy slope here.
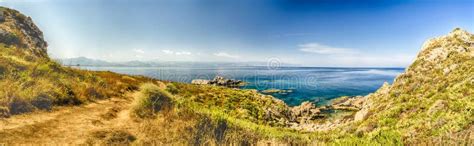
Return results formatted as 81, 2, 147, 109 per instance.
0, 44, 153, 116
330, 29, 474, 144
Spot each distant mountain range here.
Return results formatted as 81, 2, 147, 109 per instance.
57, 57, 295, 67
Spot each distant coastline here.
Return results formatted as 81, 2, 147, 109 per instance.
78, 65, 404, 106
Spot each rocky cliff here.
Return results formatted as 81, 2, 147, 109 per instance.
0, 7, 48, 57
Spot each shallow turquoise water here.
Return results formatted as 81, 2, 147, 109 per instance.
81, 66, 404, 106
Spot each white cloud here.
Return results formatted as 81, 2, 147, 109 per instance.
162, 50, 192, 55
133, 49, 145, 54
162, 50, 174, 54
175, 51, 192, 55
213, 52, 240, 59
299, 43, 355, 55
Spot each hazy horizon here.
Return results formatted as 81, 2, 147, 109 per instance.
1, 0, 473, 67
59, 56, 410, 68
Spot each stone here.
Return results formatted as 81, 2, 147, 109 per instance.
354, 107, 371, 122
191, 79, 209, 85
330, 96, 366, 111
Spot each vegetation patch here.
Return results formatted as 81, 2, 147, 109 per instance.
86, 129, 136, 144
131, 83, 174, 118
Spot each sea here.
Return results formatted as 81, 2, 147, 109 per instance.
79, 66, 404, 106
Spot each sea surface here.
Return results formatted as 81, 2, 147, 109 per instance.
80, 66, 404, 106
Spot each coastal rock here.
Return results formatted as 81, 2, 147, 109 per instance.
291, 101, 321, 123
191, 76, 244, 87
352, 82, 390, 122
209, 76, 244, 87
191, 79, 209, 85
330, 96, 366, 111
354, 107, 371, 122
261, 88, 293, 95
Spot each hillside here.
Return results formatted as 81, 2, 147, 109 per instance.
0, 7, 472, 145
0, 7, 153, 117
349, 28, 474, 143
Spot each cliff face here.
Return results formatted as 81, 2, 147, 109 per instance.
354, 28, 473, 142
0, 7, 48, 57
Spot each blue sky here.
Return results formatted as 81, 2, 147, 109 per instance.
1, 0, 473, 67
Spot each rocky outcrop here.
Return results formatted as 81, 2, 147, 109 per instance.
0, 7, 48, 57
191, 76, 244, 87
261, 89, 293, 95
191, 79, 209, 85
330, 96, 365, 111
209, 76, 244, 87
353, 82, 390, 122
290, 101, 322, 124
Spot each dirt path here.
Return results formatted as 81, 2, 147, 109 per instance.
0, 97, 136, 144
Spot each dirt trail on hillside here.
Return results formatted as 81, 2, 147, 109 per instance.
0, 97, 137, 144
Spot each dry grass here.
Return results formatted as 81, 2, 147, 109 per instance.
0, 44, 156, 117
86, 129, 136, 144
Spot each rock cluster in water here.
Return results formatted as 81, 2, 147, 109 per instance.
261, 88, 293, 95
191, 76, 245, 87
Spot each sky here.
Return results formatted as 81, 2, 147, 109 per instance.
1, 0, 473, 67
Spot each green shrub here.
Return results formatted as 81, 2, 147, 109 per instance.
131, 83, 174, 118
0, 31, 20, 46
7, 96, 33, 115
166, 83, 179, 94
31, 93, 52, 111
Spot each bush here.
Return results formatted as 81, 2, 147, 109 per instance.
131, 83, 174, 118
31, 93, 52, 111
166, 83, 179, 95
84, 87, 105, 100
8, 96, 33, 115
0, 30, 20, 46
53, 86, 82, 105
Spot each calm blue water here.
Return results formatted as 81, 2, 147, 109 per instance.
80, 66, 404, 106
